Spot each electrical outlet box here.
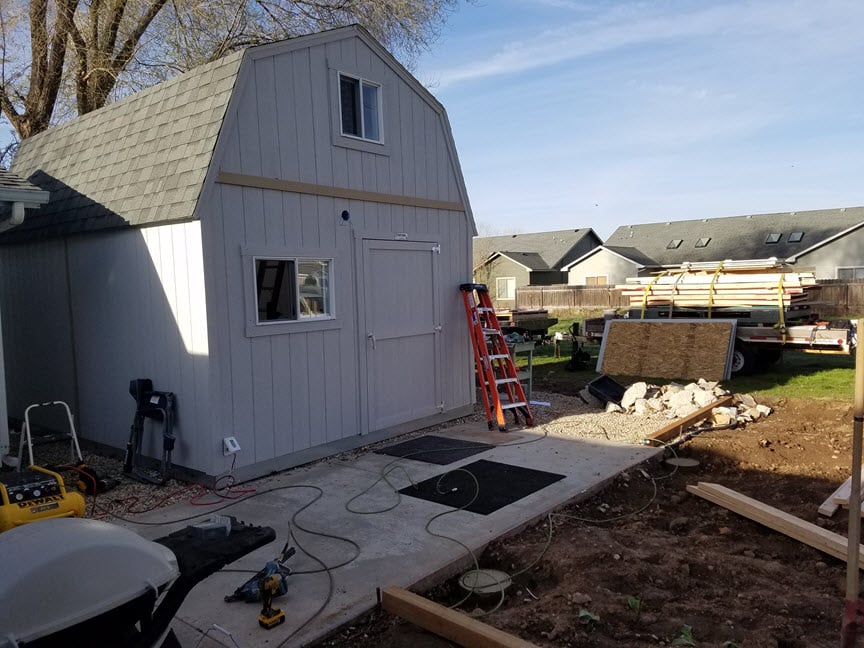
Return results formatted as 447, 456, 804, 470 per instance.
223, 436, 241, 455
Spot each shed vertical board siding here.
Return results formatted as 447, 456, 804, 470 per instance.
199, 33, 471, 473
0, 240, 77, 424
64, 223, 210, 472
200, 185, 237, 476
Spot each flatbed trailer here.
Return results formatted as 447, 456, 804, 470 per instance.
584, 306, 856, 375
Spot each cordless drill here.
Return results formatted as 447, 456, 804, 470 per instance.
258, 573, 287, 629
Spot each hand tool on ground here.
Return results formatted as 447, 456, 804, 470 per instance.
224, 540, 295, 603
258, 573, 287, 629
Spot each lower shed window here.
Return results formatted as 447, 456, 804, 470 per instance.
255, 258, 332, 323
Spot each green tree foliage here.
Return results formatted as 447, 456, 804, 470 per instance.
0, 0, 461, 140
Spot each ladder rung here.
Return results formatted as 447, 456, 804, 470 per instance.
489, 354, 510, 359
501, 402, 527, 410
495, 378, 518, 385
482, 328, 502, 334
478, 307, 495, 312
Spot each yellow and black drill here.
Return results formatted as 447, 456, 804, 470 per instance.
258, 573, 287, 629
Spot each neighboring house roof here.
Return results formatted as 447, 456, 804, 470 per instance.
492, 251, 553, 271
473, 229, 599, 271
562, 244, 659, 271
604, 207, 864, 266
9, 51, 244, 240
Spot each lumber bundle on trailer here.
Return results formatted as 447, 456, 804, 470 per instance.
617, 265, 820, 309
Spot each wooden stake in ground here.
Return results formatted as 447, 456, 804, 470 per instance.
380, 586, 540, 648
840, 335, 864, 647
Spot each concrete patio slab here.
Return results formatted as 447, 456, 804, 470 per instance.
126, 427, 660, 647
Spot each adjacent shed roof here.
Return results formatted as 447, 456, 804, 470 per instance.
0, 169, 50, 205
7, 50, 244, 239
473, 229, 599, 271
605, 207, 864, 266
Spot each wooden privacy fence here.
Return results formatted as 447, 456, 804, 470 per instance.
516, 280, 864, 315
814, 280, 864, 316
516, 284, 627, 310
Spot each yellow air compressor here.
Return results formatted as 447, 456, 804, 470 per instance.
0, 465, 86, 532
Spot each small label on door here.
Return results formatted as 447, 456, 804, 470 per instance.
394, 232, 408, 240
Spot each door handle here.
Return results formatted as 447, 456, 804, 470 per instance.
367, 333, 376, 349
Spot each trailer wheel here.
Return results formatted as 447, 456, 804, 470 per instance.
730, 344, 756, 375
755, 348, 783, 368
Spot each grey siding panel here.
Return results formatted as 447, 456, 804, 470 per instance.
63, 223, 210, 472
796, 228, 864, 279
274, 53, 300, 181
568, 251, 638, 286
0, 241, 77, 426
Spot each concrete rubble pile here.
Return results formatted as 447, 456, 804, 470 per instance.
580, 378, 772, 425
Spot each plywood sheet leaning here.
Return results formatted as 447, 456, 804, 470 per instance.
597, 319, 737, 381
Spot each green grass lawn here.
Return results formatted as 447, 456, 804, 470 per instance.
528, 334, 858, 402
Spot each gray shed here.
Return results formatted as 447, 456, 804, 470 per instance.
0, 169, 50, 461
1, 26, 476, 481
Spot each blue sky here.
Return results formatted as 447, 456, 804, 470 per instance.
415, 0, 864, 239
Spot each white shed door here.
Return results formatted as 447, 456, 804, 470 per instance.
362, 239, 441, 431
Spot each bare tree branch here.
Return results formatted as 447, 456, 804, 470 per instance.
1, 0, 466, 139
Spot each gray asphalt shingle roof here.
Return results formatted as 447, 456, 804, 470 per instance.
7, 50, 244, 239
605, 207, 864, 265
473, 229, 598, 270
0, 168, 49, 198
494, 251, 551, 271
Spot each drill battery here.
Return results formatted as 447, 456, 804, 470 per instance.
0, 466, 86, 532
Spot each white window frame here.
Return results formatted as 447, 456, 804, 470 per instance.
338, 72, 382, 143
243, 248, 340, 337
496, 277, 516, 300
837, 266, 864, 280
585, 275, 608, 286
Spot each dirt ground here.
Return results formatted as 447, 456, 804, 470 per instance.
321, 396, 858, 648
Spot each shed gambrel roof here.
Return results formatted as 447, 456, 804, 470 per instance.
605, 207, 864, 266
8, 51, 243, 240
473, 229, 599, 271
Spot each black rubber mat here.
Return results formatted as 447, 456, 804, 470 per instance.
375, 435, 493, 465
399, 459, 566, 515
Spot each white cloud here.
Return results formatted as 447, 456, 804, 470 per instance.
432, 0, 864, 89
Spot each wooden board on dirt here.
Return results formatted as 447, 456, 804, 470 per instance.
596, 319, 737, 381
381, 586, 540, 648
688, 482, 864, 568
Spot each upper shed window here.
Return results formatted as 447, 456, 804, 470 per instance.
667, 239, 683, 249
765, 233, 782, 244
339, 73, 381, 142
695, 237, 711, 248
788, 231, 804, 243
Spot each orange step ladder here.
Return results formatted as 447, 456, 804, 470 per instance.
460, 284, 533, 431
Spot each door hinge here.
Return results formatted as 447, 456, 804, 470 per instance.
438, 402, 445, 412
434, 324, 443, 332
431, 244, 441, 254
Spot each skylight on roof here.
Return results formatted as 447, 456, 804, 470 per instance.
788, 231, 804, 243
667, 239, 683, 249
765, 233, 782, 244
695, 237, 711, 248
